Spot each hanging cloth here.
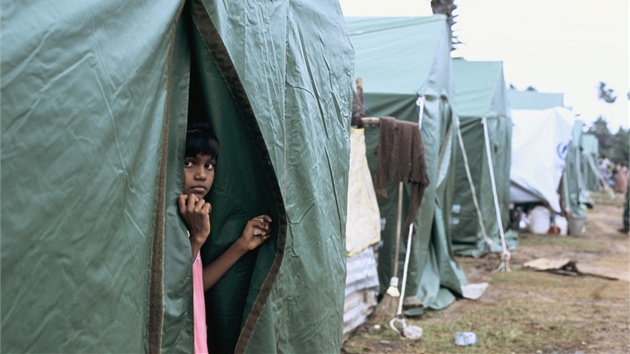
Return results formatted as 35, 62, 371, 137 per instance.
374, 116, 430, 234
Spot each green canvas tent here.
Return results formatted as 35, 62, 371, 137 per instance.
562, 121, 602, 225
580, 134, 602, 192
450, 59, 517, 258
346, 16, 466, 310
2, 1, 353, 353
507, 90, 565, 110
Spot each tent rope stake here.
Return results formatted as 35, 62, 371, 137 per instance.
481, 117, 511, 271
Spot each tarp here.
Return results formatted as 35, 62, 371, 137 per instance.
2, 1, 353, 353
343, 129, 381, 336
346, 128, 381, 256
346, 16, 466, 310
343, 245, 379, 339
510, 107, 575, 212
508, 90, 565, 110
450, 60, 517, 258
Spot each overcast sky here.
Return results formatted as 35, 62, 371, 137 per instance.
339, 0, 629, 132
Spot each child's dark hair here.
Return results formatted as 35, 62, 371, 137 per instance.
185, 120, 220, 158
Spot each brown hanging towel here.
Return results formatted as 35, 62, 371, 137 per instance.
374, 116, 430, 235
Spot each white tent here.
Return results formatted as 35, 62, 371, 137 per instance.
510, 107, 575, 212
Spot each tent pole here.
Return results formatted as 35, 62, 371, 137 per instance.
481, 117, 510, 271
416, 96, 425, 128
392, 181, 404, 279
455, 120, 492, 249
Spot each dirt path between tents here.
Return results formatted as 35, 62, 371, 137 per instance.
342, 193, 630, 354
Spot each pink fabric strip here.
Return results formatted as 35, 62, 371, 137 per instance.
192, 252, 209, 354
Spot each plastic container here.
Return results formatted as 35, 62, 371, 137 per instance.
454, 332, 477, 346
528, 206, 550, 234
554, 215, 568, 236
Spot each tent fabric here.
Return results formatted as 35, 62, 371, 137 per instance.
507, 90, 565, 110
180, 1, 353, 352
346, 129, 381, 256
562, 122, 585, 217
345, 17, 450, 98
510, 107, 575, 212
581, 134, 601, 192
450, 60, 517, 257
2, 1, 188, 353
347, 16, 466, 310
2, 1, 353, 354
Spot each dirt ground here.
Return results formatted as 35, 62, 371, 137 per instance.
342, 193, 630, 354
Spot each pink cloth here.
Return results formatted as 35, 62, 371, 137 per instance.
192, 252, 209, 354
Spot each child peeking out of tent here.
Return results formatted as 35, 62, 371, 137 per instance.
178, 120, 272, 353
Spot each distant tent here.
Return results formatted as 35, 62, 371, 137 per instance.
450, 59, 517, 258
561, 121, 604, 221
510, 107, 575, 213
346, 16, 466, 310
580, 134, 603, 192
2, 1, 353, 353
508, 90, 565, 110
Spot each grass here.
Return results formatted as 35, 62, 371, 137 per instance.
343, 267, 627, 354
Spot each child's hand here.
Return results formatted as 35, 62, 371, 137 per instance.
178, 194, 212, 257
237, 215, 272, 251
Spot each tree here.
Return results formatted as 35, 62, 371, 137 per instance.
431, 0, 461, 52
597, 81, 617, 103
588, 116, 612, 153
588, 117, 629, 165
610, 128, 629, 164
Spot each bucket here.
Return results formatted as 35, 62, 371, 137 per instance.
568, 216, 586, 236
528, 206, 550, 234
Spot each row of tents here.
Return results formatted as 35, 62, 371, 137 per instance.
1, 3, 602, 353
343, 16, 603, 337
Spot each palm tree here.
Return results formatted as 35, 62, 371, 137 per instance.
597, 82, 617, 103
430, 0, 460, 51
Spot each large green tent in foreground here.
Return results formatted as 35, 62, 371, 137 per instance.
2, 1, 353, 353
450, 60, 517, 258
346, 16, 466, 310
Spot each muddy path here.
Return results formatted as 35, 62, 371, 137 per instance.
343, 194, 630, 354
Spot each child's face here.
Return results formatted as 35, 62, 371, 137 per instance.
183, 153, 216, 198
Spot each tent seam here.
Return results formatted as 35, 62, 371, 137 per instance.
146, 1, 188, 352
190, 1, 287, 353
